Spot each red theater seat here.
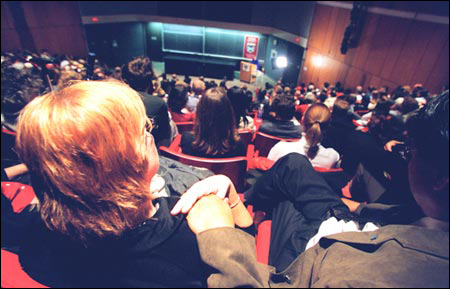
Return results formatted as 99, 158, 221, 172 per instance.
1, 182, 36, 213
255, 220, 272, 265
175, 122, 194, 134
1, 250, 48, 288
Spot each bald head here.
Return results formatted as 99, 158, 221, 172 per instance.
193, 79, 206, 95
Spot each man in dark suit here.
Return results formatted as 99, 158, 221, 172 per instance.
122, 57, 171, 147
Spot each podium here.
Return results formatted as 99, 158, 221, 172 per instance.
240, 61, 258, 83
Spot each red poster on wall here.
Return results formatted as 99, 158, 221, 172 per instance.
243, 36, 259, 59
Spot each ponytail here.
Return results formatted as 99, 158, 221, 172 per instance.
305, 121, 321, 159
303, 104, 331, 160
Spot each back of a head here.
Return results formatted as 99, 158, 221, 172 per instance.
192, 78, 206, 95
407, 90, 449, 176
193, 87, 239, 156
227, 86, 246, 124
272, 93, 296, 121
168, 84, 188, 113
304, 104, 331, 159
332, 99, 350, 119
121, 56, 154, 93
16, 80, 153, 243
406, 90, 449, 220
401, 97, 419, 114
57, 70, 82, 91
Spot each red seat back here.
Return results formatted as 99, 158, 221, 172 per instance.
159, 147, 248, 192
255, 220, 272, 265
175, 122, 194, 134
355, 110, 369, 116
1, 182, 36, 213
295, 104, 310, 116
238, 129, 254, 152
1, 250, 48, 288
253, 132, 300, 157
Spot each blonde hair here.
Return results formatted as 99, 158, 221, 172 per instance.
16, 80, 152, 243
303, 104, 331, 159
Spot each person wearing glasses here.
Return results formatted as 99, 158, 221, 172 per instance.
14, 80, 253, 287
173, 90, 449, 287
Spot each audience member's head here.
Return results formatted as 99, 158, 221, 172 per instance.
271, 94, 296, 121
332, 99, 351, 120
406, 90, 449, 221
305, 92, 317, 104
303, 104, 331, 159
57, 70, 82, 91
192, 78, 206, 96
401, 97, 419, 115
121, 56, 155, 94
16, 80, 158, 243
193, 88, 239, 156
168, 84, 189, 113
227, 86, 251, 127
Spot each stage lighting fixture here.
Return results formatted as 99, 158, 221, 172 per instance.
275, 56, 288, 68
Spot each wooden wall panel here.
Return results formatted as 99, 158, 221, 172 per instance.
1, 1, 87, 56
1, 1, 21, 51
300, 4, 449, 94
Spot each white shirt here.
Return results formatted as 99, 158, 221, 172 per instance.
306, 217, 379, 250
268, 133, 340, 169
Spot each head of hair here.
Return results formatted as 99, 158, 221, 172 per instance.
16, 80, 153, 244
407, 90, 449, 176
57, 70, 82, 91
401, 97, 419, 114
193, 87, 239, 156
303, 104, 331, 159
168, 84, 188, 113
271, 93, 296, 120
121, 56, 155, 93
192, 78, 206, 95
1, 64, 43, 114
227, 86, 250, 126
332, 99, 350, 119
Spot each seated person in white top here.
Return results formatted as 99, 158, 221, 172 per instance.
268, 103, 340, 169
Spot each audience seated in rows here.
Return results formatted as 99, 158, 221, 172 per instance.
268, 104, 340, 168
174, 90, 449, 288
180, 87, 246, 158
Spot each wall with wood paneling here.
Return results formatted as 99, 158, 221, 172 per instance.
1, 1, 87, 57
300, 3, 449, 94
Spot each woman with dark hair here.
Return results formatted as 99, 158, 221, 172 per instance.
227, 86, 255, 131
180, 87, 246, 158
168, 83, 195, 122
